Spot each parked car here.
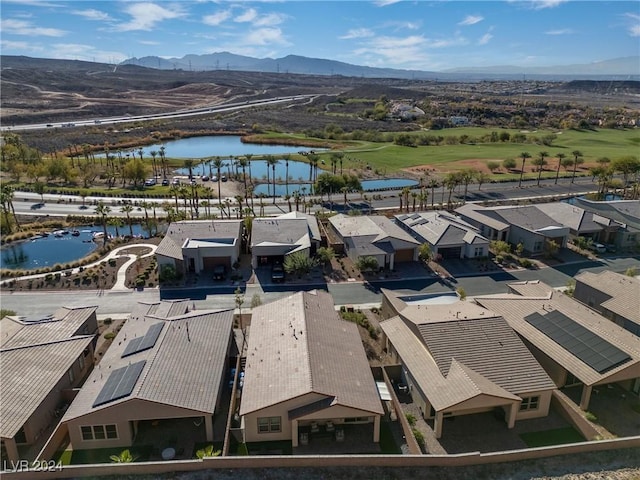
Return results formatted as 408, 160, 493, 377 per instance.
271, 262, 285, 283
161, 178, 170, 186
589, 242, 607, 254
213, 265, 227, 281
171, 178, 181, 185
201, 175, 210, 181
605, 244, 617, 253
144, 178, 156, 186
221, 175, 228, 182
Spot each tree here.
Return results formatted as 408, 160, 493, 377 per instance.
33, 181, 46, 203
283, 251, 318, 277
534, 151, 548, 186
487, 161, 500, 173
95, 201, 111, 246
316, 247, 336, 273
110, 449, 138, 463
475, 171, 491, 191
459, 169, 475, 202
502, 158, 516, 171
123, 158, 147, 187
121, 204, 135, 237
184, 159, 195, 180
0, 183, 19, 233
555, 153, 566, 184
196, 445, 221, 459
235, 286, 245, 328
212, 157, 224, 209
518, 152, 531, 188
571, 150, 583, 183
267, 156, 279, 203
611, 155, 640, 197
108, 216, 124, 238
357, 256, 379, 273
418, 243, 432, 263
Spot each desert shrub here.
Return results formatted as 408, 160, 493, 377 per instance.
104, 332, 116, 340
518, 258, 533, 268
412, 428, 425, 447
405, 413, 416, 426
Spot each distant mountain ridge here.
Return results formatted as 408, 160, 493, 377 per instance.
121, 52, 640, 81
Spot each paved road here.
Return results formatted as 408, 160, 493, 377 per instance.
2, 256, 638, 316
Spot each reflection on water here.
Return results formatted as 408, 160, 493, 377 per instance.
252, 178, 419, 196
0, 224, 148, 271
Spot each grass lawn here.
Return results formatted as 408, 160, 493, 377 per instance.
56, 445, 153, 465
379, 421, 401, 454
520, 427, 584, 448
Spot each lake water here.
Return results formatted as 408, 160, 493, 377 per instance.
1, 224, 147, 271
100, 135, 317, 159
252, 178, 419, 196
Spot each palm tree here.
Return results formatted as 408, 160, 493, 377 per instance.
428, 178, 439, 209
237, 156, 248, 193
184, 159, 195, 180
571, 150, 583, 183
244, 154, 254, 185
536, 151, 548, 187
94, 202, 111, 246
0, 183, 18, 233
159, 145, 167, 178
108, 217, 124, 238
518, 152, 531, 188
459, 169, 475, 203
110, 449, 138, 463
212, 157, 224, 209
120, 204, 134, 237
149, 150, 158, 179
283, 154, 291, 195
555, 153, 566, 184
266, 156, 279, 203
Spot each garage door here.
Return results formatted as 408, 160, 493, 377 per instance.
203, 256, 231, 271
438, 247, 462, 259
394, 248, 415, 262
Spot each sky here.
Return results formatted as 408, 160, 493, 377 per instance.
1, 0, 639, 71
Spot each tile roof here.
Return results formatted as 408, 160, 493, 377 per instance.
251, 218, 312, 249
574, 271, 640, 326
329, 214, 419, 247
240, 290, 383, 416
63, 307, 233, 421
156, 220, 242, 260
1, 306, 97, 349
474, 284, 640, 386
395, 212, 488, 247
1, 336, 93, 438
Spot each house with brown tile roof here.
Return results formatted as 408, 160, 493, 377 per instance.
239, 290, 383, 446
573, 271, 640, 336
156, 219, 243, 276
474, 281, 640, 410
379, 289, 556, 438
40, 300, 234, 455
1, 307, 98, 463
328, 214, 420, 270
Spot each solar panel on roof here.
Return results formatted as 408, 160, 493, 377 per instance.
93, 361, 146, 407
524, 310, 631, 374
121, 322, 164, 358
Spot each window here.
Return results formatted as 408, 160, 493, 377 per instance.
520, 396, 540, 411
533, 241, 544, 252
68, 368, 75, 383
78, 355, 85, 371
474, 247, 484, 257
80, 425, 118, 441
343, 417, 371, 423
257, 416, 281, 433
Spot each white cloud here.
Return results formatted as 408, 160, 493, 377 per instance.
203, 10, 232, 26
0, 18, 67, 36
235, 8, 258, 23
478, 32, 493, 45
374, 0, 402, 6
254, 12, 287, 27
545, 28, 573, 35
72, 9, 112, 21
340, 28, 374, 40
625, 12, 640, 37
49, 43, 127, 63
530, 0, 568, 9
116, 3, 185, 32
459, 15, 483, 26
1, 39, 44, 53
245, 27, 289, 46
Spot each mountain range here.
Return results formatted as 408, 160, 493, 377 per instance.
121, 53, 640, 81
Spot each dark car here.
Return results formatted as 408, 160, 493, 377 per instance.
271, 262, 285, 283
162, 178, 170, 186
30, 202, 45, 210
213, 264, 227, 281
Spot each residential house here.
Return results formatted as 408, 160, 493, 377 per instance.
250, 215, 319, 268
328, 214, 420, 270
456, 204, 569, 255
40, 300, 234, 455
379, 290, 556, 438
475, 281, 640, 410
570, 198, 640, 251
395, 211, 490, 259
155, 220, 243, 276
573, 271, 640, 336
239, 290, 384, 447
1, 306, 98, 463
535, 202, 622, 245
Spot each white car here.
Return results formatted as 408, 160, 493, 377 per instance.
589, 243, 607, 254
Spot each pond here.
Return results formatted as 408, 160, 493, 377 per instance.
1, 224, 148, 271
99, 135, 317, 159
252, 178, 419, 196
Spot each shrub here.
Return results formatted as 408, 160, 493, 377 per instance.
104, 332, 116, 340
412, 428, 425, 447
103, 318, 113, 325
518, 258, 534, 268
585, 411, 598, 422
405, 413, 416, 426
